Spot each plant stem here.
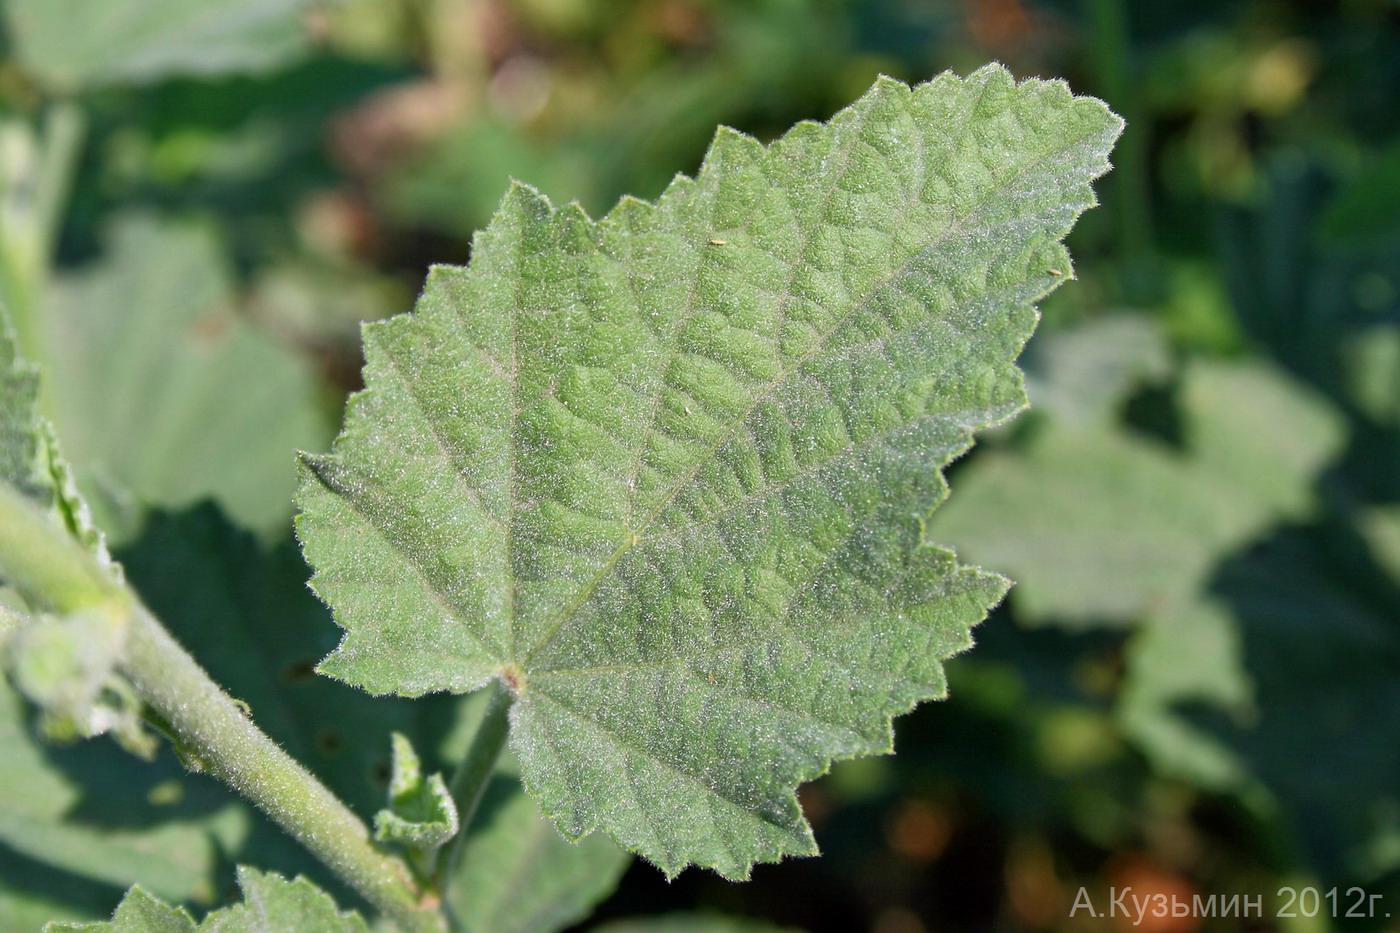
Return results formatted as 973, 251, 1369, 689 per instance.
436, 679, 513, 892
0, 100, 85, 366
0, 483, 118, 613
120, 607, 444, 932
0, 482, 444, 932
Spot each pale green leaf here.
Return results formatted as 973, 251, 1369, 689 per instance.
45, 886, 196, 933
45, 867, 367, 932
202, 867, 368, 932
44, 215, 328, 541
449, 771, 630, 933
932, 352, 1344, 625
297, 66, 1121, 877
373, 733, 458, 852
4, 0, 313, 93
1023, 313, 1170, 427
1118, 598, 1253, 789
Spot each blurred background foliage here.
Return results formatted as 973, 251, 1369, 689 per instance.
1, 0, 1399, 931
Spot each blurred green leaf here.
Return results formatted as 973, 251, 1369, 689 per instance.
0, 675, 249, 917
449, 771, 630, 933
43, 215, 328, 541
1023, 313, 1171, 427
933, 332, 1343, 625
4, 0, 314, 93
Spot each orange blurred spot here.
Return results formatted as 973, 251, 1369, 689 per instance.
1105, 853, 1201, 933
885, 799, 952, 862
964, 0, 1031, 50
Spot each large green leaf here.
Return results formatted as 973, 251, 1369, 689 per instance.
44, 215, 327, 541
297, 66, 1121, 877
46, 866, 368, 932
3, 0, 313, 93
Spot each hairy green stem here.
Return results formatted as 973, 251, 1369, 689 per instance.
437, 679, 514, 898
0, 482, 444, 932
0, 483, 118, 612
119, 607, 443, 931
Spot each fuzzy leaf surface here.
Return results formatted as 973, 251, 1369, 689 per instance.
297, 66, 1121, 876
46, 867, 367, 932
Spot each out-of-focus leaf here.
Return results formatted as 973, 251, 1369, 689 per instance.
44, 215, 327, 542
45, 867, 368, 932
448, 771, 630, 933
933, 352, 1343, 625
0, 676, 249, 917
3, 0, 314, 93
1118, 599, 1253, 788
1342, 324, 1400, 426
1023, 314, 1170, 427
297, 66, 1120, 876
1207, 529, 1400, 878
593, 916, 804, 933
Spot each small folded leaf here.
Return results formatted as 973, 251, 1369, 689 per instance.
373, 732, 458, 852
298, 66, 1121, 876
45, 867, 368, 932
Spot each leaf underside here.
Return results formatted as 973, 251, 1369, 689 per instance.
296, 65, 1122, 878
